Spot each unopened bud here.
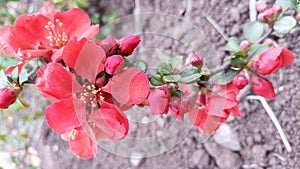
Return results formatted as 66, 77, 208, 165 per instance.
0, 88, 19, 109
239, 40, 251, 51
190, 54, 203, 67
257, 13, 266, 22
95, 76, 107, 88
105, 55, 124, 75
256, 2, 270, 13
295, 12, 300, 21
232, 74, 248, 90
167, 83, 179, 92
272, 4, 282, 14
119, 35, 141, 56
263, 38, 273, 46
264, 9, 275, 19
248, 60, 260, 70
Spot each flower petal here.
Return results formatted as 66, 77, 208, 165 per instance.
257, 47, 282, 75
62, 39, 106, 83
69, 127, 98, 159
148, 87, 169, 115
45, 98, 86, 134
36, 63, 83, 102
250, 74, 275, 99
38, 2, 57, 20
280, 48, 294, 67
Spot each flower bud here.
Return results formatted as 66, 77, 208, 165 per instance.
0, 88, 19, 109
264, 9, 274, 19
118, 35, 140, 56
256, 2, 270, 13
98, 35, 118, 56
232, 74, 248, 90
95, 76, 107, 88
257, 13, 266, 22
272, 4, 282, 14
105, 55, 124, 75
190, 54, 203, 67
239, 40, 251, 51
295, 12, 300, 21
248, 60, 260, 70
262, 38, 273, 46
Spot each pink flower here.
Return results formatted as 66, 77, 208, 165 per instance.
0, 88, 19, 109
256, 47, 294, 75
118, 35, 140, 56
148, 86, 170, 115
0, 3, 99, 61
105, 55, 124, 75
250, 73, 275, 99
36, 40, 149, 159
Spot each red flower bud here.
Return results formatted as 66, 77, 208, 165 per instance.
95, 76, 107, 88
239, 40, 251, 51
250, 74, 275, 99
256, 2, 270, 13
295, 12, 300, 21
118, 35, 140, 56
105, 55, 124, 75
190, 54, 203, 67
272, 4, 282, 14
257, 13, 266, 22
98, 35, 118, 56
0, 88, 19, 109
262, 38, 273, 46
264, 9, 274, 19
232, 74, 248, 90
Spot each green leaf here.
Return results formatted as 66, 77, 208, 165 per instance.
150, 74, 164, 86
243, 21, 265, 43
163, 75, 181, 83
248, 44, 270, 58
230, 55, 247, 68
179, 66, 201, 83
168, 56, 183, 70
217, 69, 239, 85
225, 37, 240, 52
157, 63, 171, 75
274, 16, 297, 34
22, 114, 31, 121
173, 90, 184, 98
19, 61, 38, 84
33, 112, 43, 120
0, 70, 8, 89
0, 134, 7, 142
133, 60, 148, 72
275, 0, 298, 11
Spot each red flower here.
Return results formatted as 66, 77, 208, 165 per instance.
36, 39, 149, 158
148, 86, 170, 115
118, 35, 140, 56
188, 83, 242, 134
105, 55, 124, 75
97, 35, 118, 56
0, 3, 99, 61
250, 73, 275, 99
0, 88, 19, 109
256, 47, 294, 75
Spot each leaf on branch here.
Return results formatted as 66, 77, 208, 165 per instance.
217, 69, 239, 85
19, 61, 39, 85
168, 56, 183, 70
150, 74, 164, 86
133, 60, 148, 73
248, 44, 270, 58
179, 66, 201, 83
0, 70, 8, 89
275, 0, 298, 11
243, 21, 265, 43
225, 37, 240, 52
274, 16, 297, 34
157, 63, 172, 75
163, 75, 181, 83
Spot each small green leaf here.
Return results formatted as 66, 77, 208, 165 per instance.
22, 114, 31, 121
33, 112, 43, 120
157, 63, 171, 75
230, 55, 247, 68
225, 37, 240, 52
248, 44, 270, 58
168, 56, 183, 70
150, 74, 164, 86
275, 0, 298, 11
163, 75, 181, 83
217, 69, 239, 85
173, 90, 184, 98
274, 16, 297, 34
19, 61, 38, 84
0, 70, 8, 89
0, 134, 7, 142
243, 21, 265, 43
133, 60, 148, 72
179, 66, 201, 83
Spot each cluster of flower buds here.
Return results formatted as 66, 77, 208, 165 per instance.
257, 2, 282, 24
0, 87, 20, 109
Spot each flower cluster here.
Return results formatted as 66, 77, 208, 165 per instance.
0, 1, 297, 160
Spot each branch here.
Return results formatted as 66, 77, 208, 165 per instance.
254, 28, 273, 44
209, 61, 231, 77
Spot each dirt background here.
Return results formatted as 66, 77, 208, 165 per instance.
3, 0, 300, 169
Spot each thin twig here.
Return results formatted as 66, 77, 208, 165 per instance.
246, 95, 292, 152
254, 28, 273, 44
210, 61, 231, 77
205, 15, 229, 41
